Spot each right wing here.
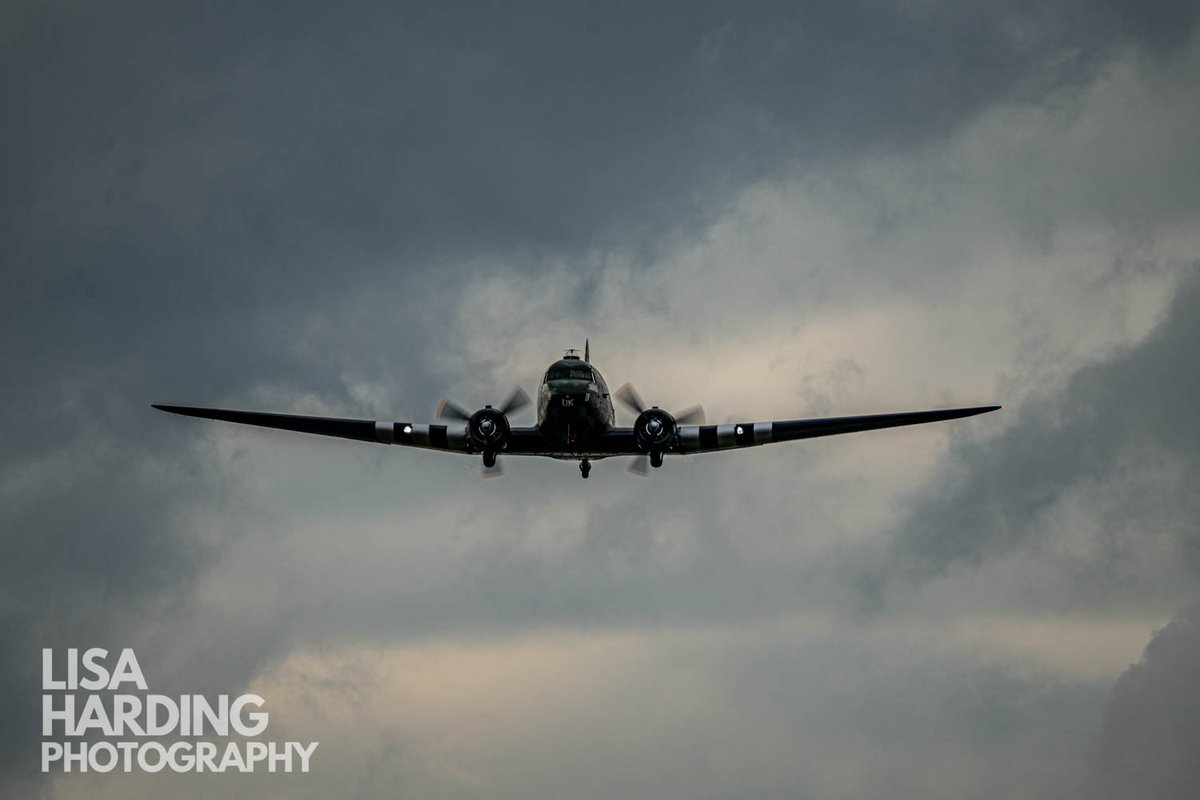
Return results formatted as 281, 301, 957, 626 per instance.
674, 405, 1000, 454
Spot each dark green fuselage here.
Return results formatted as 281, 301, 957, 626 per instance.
536, 356, 614, 449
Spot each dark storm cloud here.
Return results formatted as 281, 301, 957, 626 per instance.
0, 415, 229, 789
6, 0, 1198, 400
7, 2, 1199, 286
3, 1, 1200, 796
890, 268, 1200, 591
8, 0, 1196, 453
1095, 606, 1200, 798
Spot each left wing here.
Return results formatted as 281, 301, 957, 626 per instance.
152, 404, 474, 452
674, 405, 1000, 454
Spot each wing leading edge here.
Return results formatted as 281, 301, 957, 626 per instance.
674, 405, 1000, 454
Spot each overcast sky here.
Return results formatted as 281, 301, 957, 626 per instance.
4, 1, 1200, 798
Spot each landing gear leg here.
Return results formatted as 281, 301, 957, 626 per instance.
482, 451, 497, 469
580, 459, 591, 479
650, 451, 664, 469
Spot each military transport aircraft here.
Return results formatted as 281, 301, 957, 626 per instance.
154, 341, 999, 479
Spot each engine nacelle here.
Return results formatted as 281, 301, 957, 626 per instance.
633, 407, 676, 452
468, 406, 511, 453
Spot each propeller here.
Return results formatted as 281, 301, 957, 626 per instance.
499, 385, 531, 416
437, 386, 530, 477
616, 383, 705, 475
673, 404, 707, 425
438, 385, 530, 421
437, 398, 472, 422
615, 384, 705, 424
614, 383, 647, 415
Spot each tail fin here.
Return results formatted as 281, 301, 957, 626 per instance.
585, 338, 590, 363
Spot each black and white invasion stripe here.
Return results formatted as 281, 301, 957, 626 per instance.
677, 422, 773, 453
374, 422, 469, 451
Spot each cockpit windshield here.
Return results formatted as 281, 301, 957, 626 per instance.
547, 367, 594, 382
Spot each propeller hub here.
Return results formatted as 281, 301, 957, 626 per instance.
468, 407, 510, 450
634, 408, 675, 450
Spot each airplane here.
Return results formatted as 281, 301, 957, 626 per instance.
153, 341, 1000, 479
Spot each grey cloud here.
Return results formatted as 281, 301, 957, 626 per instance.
6, 2, 1198, 424
0, 418, 229, 789
890, 268, 1200, 597
1095, 606, 1200, 798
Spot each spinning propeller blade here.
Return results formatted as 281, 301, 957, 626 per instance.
440, 386, 529, 421
615, 383, 647, 415
437, 398, 471, 421
617, 384, 703, 425
500, 386, 531, 416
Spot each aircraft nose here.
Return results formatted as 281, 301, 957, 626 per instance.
546, 378, 595, 408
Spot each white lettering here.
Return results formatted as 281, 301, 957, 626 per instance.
42, 693, 74, 736
294, 741, 319, 772
79, 648, 109, 691
110, 649, 147, 690
145, 694, 179, 736
231, 694, 268, 736
41, 742, 63, 771
42, 649, 64, 690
